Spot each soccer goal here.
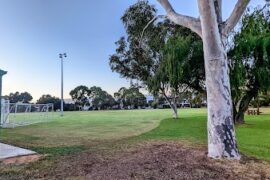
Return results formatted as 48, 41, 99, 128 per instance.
1, 99, 54, 128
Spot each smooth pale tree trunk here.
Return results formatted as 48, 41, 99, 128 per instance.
173, 106, 178, 118
157, 0, 250, 159
198, 0, 240, 159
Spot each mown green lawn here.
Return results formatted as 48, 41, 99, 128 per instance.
1, 109, 172, 148
136, 108, 270, 161
236, 110, 270, 161
1, 108, 270, 160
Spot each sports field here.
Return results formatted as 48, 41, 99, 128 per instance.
1, 108, 270, 160
0, 109, 270, 161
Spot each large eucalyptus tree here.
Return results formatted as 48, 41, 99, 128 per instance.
110, 1, 205, 119
156, 0, 253, 159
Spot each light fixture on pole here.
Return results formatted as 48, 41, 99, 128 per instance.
59, 53, 67, 116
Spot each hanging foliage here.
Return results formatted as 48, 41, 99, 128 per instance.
229, 6, 270, 123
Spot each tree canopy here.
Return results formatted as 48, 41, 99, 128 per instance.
36, 94, 61, 110
89, 86, 115, 110
69, 85, 91, 108
109, 0, 205, 118
229, 7, 270, 123
114, 86, 146, 109
7, 91, 33, 103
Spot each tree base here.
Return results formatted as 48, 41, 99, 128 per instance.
208, 145, 241, 160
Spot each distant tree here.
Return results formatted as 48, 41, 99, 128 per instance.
114, 87, 126, 109
36, 94, 61, 110
229, 7, 270, 123
8, 91, 33, 103
125, 86, 147, 109
114, 86, 147, 109
89, 86, 115, 110
69, 85, 91, 109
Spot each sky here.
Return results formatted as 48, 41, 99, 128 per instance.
0, 0, 265, 101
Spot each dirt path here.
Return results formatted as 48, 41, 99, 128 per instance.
11, 141, 268, 180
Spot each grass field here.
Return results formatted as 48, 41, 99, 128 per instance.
1, 108, 270, 160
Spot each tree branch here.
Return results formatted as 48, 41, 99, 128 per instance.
214, 0, 222, 23
157, 0, 202, 37
223, 0, 250, 37
139, 15, 166, 46
178, 84, 189, 94
214, 0, 223, 34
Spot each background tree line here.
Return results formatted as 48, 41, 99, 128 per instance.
69, 85, 147, 110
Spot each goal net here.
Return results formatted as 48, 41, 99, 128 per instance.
1, 99, 54, 128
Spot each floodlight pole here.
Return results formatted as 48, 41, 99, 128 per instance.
59, 53, 67, 116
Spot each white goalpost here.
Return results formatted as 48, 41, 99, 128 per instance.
0, 99, 54, 128
1, 99, 9, 126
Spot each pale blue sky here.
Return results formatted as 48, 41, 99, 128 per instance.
0, 0, 265, 101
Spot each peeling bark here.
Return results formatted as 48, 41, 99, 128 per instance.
197, 0, 240, 159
